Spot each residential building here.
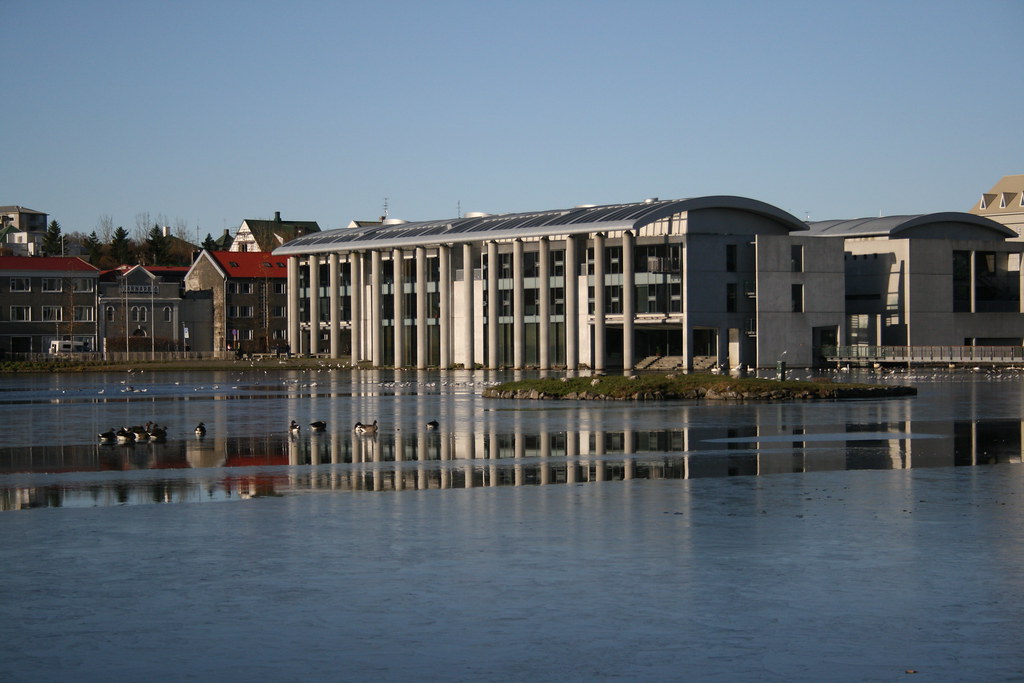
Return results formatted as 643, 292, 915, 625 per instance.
0, 206, 48, 256
184, 251, 290, 353
0, 256, 100, 353
230, 212, 320, 252
969, 174, 1024, 239
97, 265, 193, 353
273, 196, 845, 369
805, 213, 1024, 346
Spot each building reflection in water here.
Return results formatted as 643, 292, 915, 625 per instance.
2, 418, 1021, 510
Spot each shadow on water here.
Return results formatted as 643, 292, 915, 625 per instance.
2, 417, 1020, 510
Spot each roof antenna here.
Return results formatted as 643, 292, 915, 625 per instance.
382, 197, 389, 220
457, 200, 462, 218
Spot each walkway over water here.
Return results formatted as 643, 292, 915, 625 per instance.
824, 345, 1024, 366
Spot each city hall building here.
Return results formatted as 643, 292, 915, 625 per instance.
273, 196, 845, 370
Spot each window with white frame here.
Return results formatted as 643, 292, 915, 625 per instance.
240, 329, 253, 340
237, 306, 253, 318
106, 306, 115, 322
163, 306, 172, 322
74, 306, 95, 322
272, 305, 286, 317
10, 278, 30, 292
240, 283, 253, 294
42, 306, 63, 321
273, 282, 286, 294
10, 306, 30, 321
73, 278, 95, 293
227, 283, 238, 294
41, 278, 62, 292
131, 306, 147, 322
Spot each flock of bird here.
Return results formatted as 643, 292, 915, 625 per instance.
98, 422, 168, 444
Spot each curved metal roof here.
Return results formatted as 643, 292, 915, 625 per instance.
272, 195, 806, 255
805, 212, 1016, 239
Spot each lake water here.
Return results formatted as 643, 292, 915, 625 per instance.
1, 367, 1022, 680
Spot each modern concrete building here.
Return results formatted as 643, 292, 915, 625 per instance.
273, 196, 845, 370
969, 174, 1024, 239
805, 212, 1024, 347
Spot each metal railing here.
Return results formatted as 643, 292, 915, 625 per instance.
823, 345, 1024, 364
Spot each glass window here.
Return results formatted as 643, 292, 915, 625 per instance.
791, 245, 804, 273
10, 306, 30, 321
726, 244, 737, 272
42, 278, 61, 292
163, 306, 172, 322
42, 306, 62, 321
74, 278, 95, 293
792, 284, 804, 313
74, 306, 95, 322
10, 278, 30, 292
106, 306, 115, 322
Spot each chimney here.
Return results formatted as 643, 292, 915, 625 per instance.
162, 225, 170, 237
274, 211, 281, 222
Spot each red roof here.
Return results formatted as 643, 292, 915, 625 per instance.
0, 256, 98, 272
208, 251, 288, 279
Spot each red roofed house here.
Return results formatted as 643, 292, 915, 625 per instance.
0, 256, 100, 354
184, 250, 290, 354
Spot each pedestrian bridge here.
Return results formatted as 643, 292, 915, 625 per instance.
823, 345, 1024, 366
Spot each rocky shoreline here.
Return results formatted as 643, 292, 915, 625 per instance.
482, 376, 917, 401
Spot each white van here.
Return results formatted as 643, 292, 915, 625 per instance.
48, 340, 88, 355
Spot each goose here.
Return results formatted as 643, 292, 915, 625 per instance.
148, 424, 167, 441
309, 420, 326, 432
115, 427, 135, 444
426, 420, 439, 430
354, 419, 378, 435
132, 424, 151, 442
98, 428, 116, 443
194, 422, 206, 438
289, 420, 301, 435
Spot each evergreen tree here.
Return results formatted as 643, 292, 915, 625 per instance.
42, 220, 63, 256
110, 226, 132, 265
202, 233, 218, 251
84, 231, 103, 263
145, 225, 170, 265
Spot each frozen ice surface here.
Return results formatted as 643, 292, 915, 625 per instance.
2, 465, 1022, 681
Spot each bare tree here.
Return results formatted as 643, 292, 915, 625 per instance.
96, 214, 115, 243
134, 212, 152, 243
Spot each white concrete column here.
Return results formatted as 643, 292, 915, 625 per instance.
538, 237, 550, 370
308, 254, 320, 356
439, 244, 451, 369
486, 240, 499, 369
622, 230, 635, 371
593, 232, 606, 372
329, 253, 340, 359
462, 243, 475, 370
513, 239, 524, 369
371, 250, 382, 367
565, 236, 578, 371
350, 252, 362, 364
287, 255, 300, 355
416, 246, 428, 369
392, 248, 404, 368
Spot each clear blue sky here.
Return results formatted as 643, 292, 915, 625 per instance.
3, 0, 1022, 240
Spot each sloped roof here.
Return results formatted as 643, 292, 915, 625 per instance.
207, 251, 289, 278
804, 212, 1016, 239
273, 196, 806, 255
0, 256, 98, 272
242, 217, 320, 251
0, 206, 46, 215
970, 174, 1024, 215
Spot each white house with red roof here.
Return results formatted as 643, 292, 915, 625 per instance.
184, 251, 290, 354
0, 256, 99, 354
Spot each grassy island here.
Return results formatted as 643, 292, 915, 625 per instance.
482, 374, 916, 401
